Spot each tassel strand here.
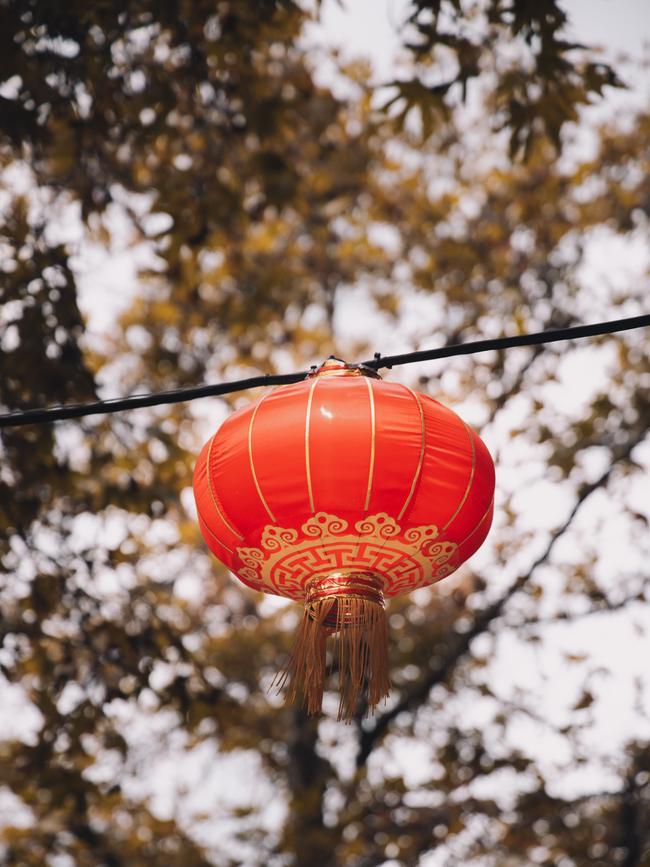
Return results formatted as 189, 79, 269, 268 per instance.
274, 572, 390, 721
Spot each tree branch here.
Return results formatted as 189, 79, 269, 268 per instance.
512, 587, 648, 633
355, 432, 646, 768
621, 771, 642, 867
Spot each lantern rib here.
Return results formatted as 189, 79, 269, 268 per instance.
0, 313, 648, 428
247, 395, 276, 522
456, 495, 494, 548
206, 433, 244, 541
363, 377, 376, 513
397, 385, 426, 522
441, 421, 477, 533
304, 378, 319, 513
195, 502, 234, 555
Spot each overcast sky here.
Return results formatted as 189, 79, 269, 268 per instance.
311, 0, 650, 79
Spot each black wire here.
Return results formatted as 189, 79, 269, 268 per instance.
0, 372, 309, 429
1, 313, 648, 429
361, 313, 650, 370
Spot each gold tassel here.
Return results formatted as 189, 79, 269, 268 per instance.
274, 571, 389, 721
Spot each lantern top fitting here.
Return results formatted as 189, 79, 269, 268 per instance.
307, 356, 382, 380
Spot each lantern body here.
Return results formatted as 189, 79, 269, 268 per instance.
193, 358, 495, 718
193, 360, 494, 600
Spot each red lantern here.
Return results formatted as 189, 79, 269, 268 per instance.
193, 358, 495, 719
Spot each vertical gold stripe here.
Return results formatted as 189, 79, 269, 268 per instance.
305, 378, 319, 513
248, 395, 276, 521
196, 502, 234, 554
363, 377, 376, 512
397, 385, 426, 521
457, 496, 494, 547
442, 421, 476, 532
206, 433, 244, 540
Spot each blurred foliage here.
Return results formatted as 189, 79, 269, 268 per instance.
1, 1, 649, 866
389, 0, 624, 156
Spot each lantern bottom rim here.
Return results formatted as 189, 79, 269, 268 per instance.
305, 571, 384, 628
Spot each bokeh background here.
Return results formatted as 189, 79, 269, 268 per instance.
1, 1, 649, 865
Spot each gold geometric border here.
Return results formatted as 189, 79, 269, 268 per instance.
235, 512, 458, 600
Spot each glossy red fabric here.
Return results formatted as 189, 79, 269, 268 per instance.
193, 360, 495, 600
